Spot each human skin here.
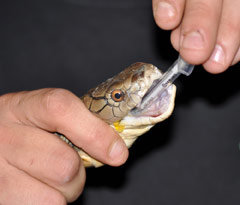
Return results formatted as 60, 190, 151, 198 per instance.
152, 0, 240, 74
1, 1, 239, 204
0, 88, 129, 204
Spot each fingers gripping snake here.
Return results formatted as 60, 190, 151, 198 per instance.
60, 62, 176, 167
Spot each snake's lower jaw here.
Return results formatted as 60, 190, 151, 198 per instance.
115, 85, 176, 148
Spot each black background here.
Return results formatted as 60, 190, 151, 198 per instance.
1, 0, 240, 204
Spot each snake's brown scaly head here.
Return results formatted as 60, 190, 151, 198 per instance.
82, 62, 176, 129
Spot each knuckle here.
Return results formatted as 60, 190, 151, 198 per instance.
185, 2, 218, 25
42, 89, 76, 117
187, 2, 211, 16
55, 148, 81, 184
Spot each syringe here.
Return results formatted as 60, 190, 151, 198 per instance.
134, 56, 194, 113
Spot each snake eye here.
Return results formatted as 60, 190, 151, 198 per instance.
111, 89, 124, 102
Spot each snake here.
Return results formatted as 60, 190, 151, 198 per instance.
60, 62, 176, 167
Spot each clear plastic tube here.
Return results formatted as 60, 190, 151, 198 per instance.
135, 56, 194, 112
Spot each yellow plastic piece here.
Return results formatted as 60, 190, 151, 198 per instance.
113, 121, 125, 133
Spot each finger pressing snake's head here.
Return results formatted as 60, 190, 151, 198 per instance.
82, 62, 176, 147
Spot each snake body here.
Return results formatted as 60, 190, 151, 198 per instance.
62, 62, 176, 167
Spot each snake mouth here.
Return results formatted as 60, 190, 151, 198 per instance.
130, 85, 174, 118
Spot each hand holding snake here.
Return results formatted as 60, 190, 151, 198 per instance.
1, 0, 239, 204
0, 87, 129, 203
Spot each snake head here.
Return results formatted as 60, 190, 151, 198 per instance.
82, 62, 176, 127
80, 62, 176, 166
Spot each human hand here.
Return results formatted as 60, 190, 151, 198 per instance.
152, 0, 240, 73
0, 88, 128, 204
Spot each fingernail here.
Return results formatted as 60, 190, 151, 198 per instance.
210, 44, 225, 65
109, 139, 126, 160
181, 31, 205, 50
154, 2, 176, 19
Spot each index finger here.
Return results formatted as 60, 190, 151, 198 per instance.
172, 0, 223, 64
6, 88, 129, 166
